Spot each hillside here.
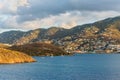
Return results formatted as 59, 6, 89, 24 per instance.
71, 16, 120, 39
0, 31, 25, 44
0, 16, 120, 53
0, 48, 35, 64
0, 16, 120, 45
10, 42, 71, 56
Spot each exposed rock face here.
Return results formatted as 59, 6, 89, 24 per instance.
0, 48, 36, 64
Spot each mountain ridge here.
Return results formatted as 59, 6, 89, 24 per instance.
0, 16, 120, 45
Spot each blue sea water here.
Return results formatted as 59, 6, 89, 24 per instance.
0, 54, 120, 80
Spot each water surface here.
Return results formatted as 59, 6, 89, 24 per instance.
0, 54, 120, 80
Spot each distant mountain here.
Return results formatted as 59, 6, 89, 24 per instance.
0, 16, 120, 45
71, 16, 120, 38
0, 31, 25, 44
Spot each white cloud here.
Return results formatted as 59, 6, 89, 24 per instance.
60, 21, 77, 29
0, 0, 120, 31
0, 0, 29, 13
0, 3, 3, 9
2, 10, 120, 30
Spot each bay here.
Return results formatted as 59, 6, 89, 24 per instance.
0, 54, 120, 80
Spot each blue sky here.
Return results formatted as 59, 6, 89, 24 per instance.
0, 0, 120, 32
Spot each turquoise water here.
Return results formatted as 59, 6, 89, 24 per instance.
0, 54, 120, 80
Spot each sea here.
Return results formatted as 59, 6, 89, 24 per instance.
0, 54, 120, 80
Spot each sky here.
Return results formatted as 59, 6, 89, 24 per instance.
0, 0, 120, 32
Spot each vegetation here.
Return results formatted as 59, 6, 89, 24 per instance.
0, 31, 25, 44
10, 42, 71, 56
0, 16, 120, 54
0, 48, 36, 64
0, 16, 120, 45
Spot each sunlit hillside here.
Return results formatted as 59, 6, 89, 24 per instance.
0, 48, 36, 64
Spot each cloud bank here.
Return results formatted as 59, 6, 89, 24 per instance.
0, 0, 120, 31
